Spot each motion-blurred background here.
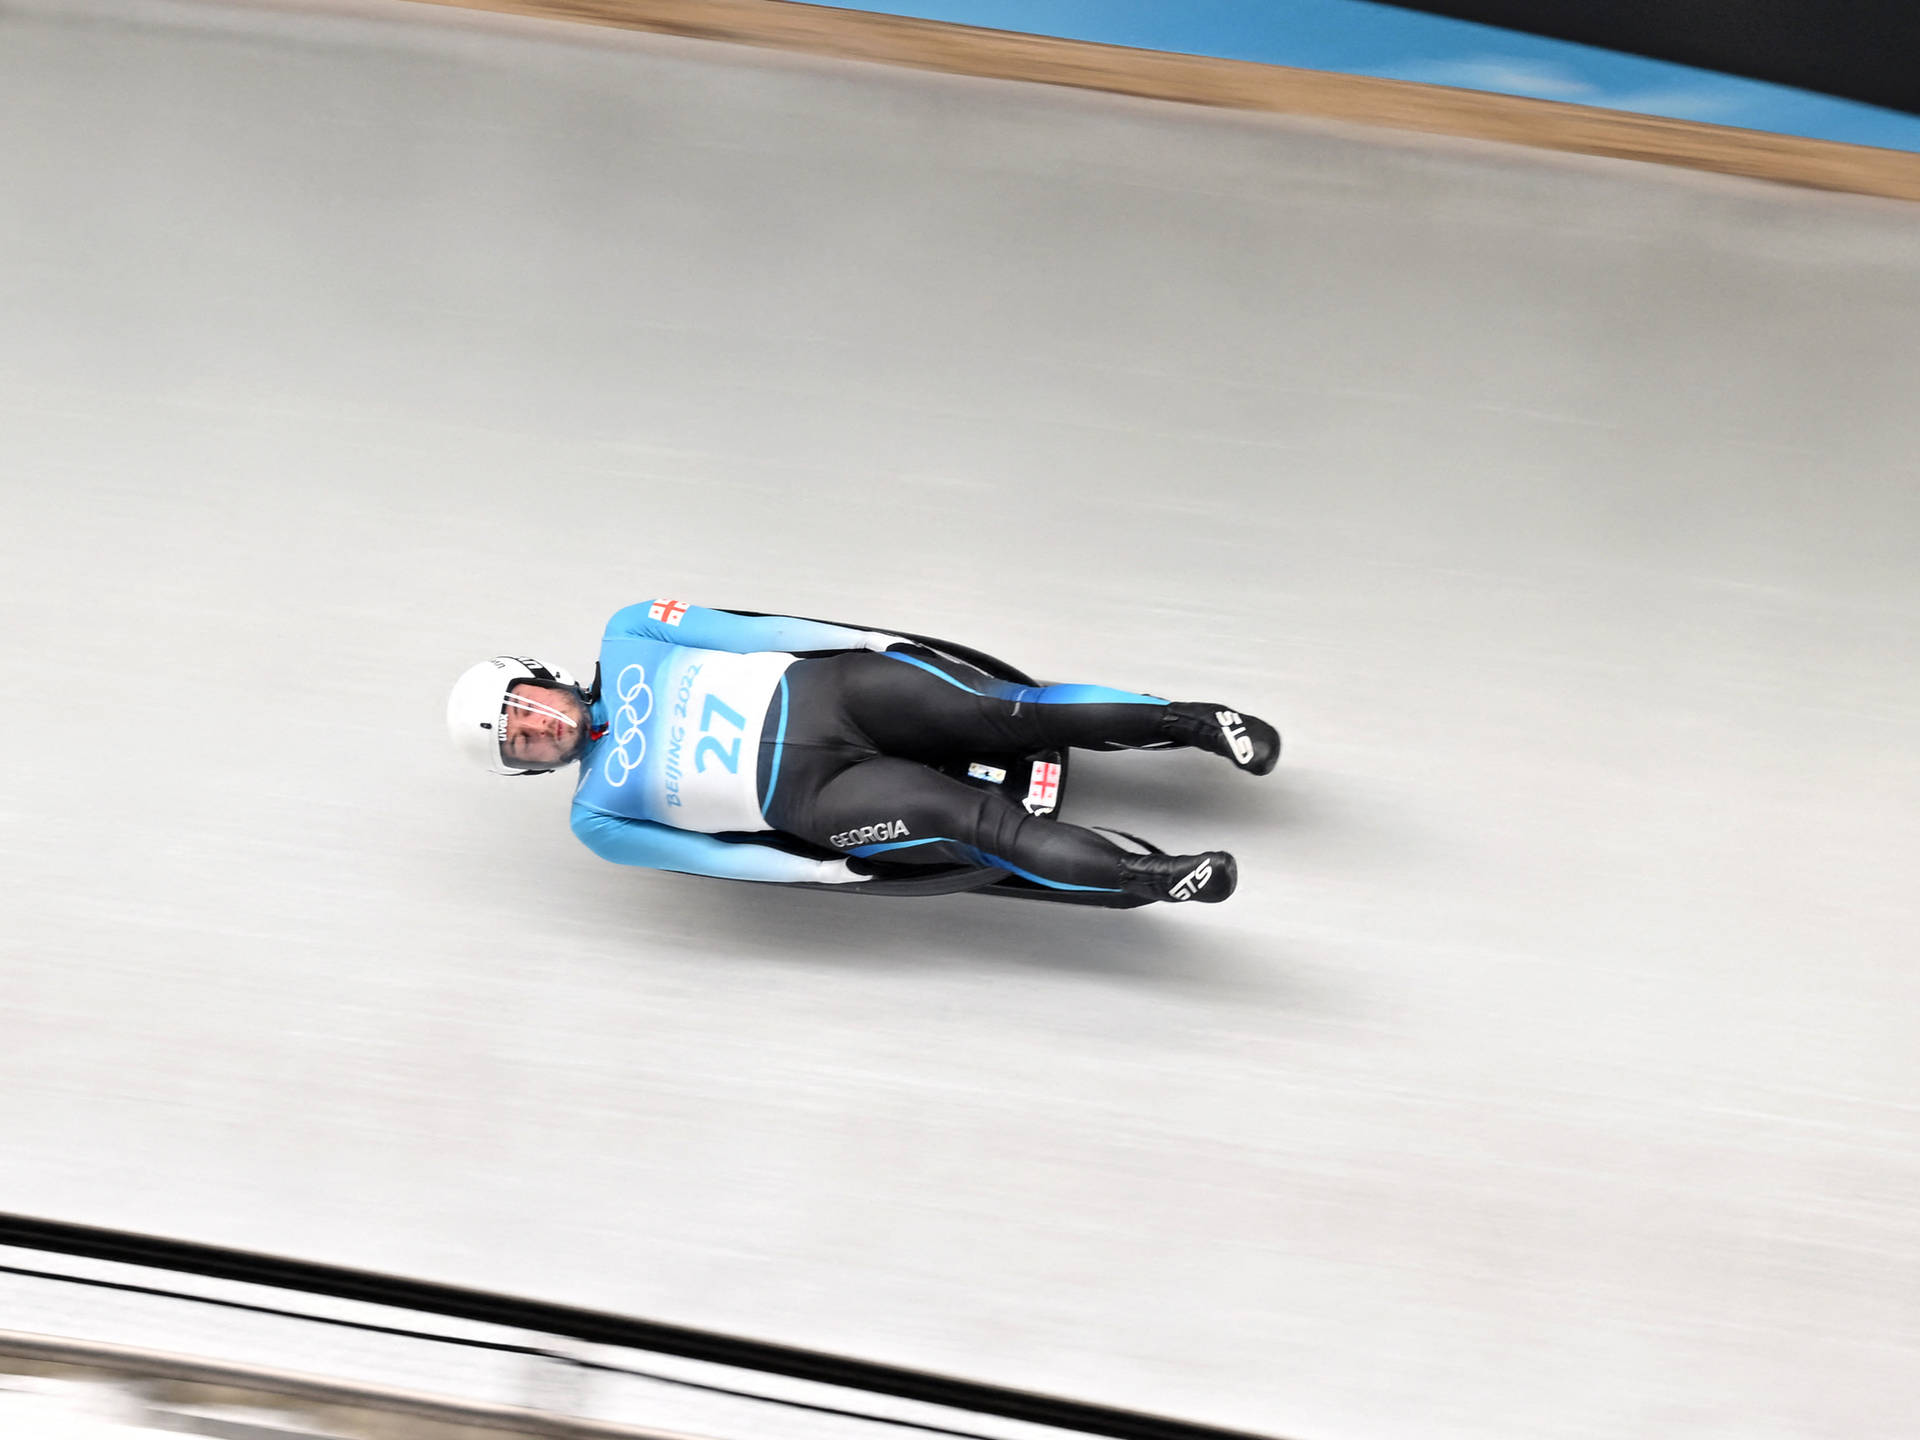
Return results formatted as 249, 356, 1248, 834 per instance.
3, 2, 1917, 1438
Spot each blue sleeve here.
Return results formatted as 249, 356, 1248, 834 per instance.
571, 805, 832, 883
606, 601, 875, 654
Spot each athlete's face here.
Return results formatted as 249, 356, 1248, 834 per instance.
500, 682, 588, 770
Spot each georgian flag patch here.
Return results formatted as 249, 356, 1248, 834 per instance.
1023, 760, 1061, 815
648, 599, 689, 626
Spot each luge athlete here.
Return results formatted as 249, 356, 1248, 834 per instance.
447, 602, 1278, 904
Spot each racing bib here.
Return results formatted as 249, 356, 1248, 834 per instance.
575, 642, 791, 834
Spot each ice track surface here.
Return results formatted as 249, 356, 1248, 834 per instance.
3, 2, 1919, 1437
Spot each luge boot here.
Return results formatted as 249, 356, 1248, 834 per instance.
1158, 703, 1281, 775
1117, 850, 1238, 903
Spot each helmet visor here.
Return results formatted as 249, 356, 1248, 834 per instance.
499, 681, 588, 771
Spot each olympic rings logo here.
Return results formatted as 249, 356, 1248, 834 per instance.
601, 663, 654, 788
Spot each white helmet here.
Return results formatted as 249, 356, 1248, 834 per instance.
447, 655, 587, 776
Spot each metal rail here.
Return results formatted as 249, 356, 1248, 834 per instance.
0, 1329, 693, 1440
0, 1214, 1284, 1440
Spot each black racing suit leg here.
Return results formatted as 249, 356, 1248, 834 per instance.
796, 756, 1131, 891
759, 651, 1168, 892
827, 648, 1170, 757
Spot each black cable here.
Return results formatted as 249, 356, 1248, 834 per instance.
563, 1354, 1028, 1440
0, 1262, 1026, 1440
0, 1262, 544, 1355
0, 1214, 1282, 1440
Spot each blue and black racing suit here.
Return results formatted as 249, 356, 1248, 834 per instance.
569, 603, 1175, 894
